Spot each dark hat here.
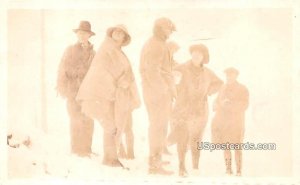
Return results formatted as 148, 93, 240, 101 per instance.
73, 21, 95, 36
224, 67, 239, 76
107, 24, 131, 46
189, 44, 209, 64
154, 17, 176, 31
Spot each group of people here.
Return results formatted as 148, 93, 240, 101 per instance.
56, 18, 249, 177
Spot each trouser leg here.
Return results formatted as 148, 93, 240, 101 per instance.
89, 100, 118, 163
177, 125, 189, 175
81, 118, 94, 154
124, 115, 134, 159
144, 94, 172, 174
67, 99, 83, 154
189, 120, 206, 169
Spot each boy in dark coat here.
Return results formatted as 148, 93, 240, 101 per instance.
211, 67, 249, 176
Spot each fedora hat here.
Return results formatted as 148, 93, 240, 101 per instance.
189, 44, 209, 64
107, 24, 131, 46
73, 21, 95, 36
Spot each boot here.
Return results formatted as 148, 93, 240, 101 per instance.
235, 151, 242, 176
236, 158, 242, 176
225, 158, 233, 175
118, 143, 127, 159
179, 162, 188, 177
148, 155, 173, 175
102, 157, 125, 168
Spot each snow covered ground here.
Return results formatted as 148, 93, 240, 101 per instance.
7, 101, 292, 181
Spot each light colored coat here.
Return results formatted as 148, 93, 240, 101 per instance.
76, 37, 140, 120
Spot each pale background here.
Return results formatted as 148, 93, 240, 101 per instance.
0, 0, 299, 182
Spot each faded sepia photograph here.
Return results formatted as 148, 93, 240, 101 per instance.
1, 0, 300, 184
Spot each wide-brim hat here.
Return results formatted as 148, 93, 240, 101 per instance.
106, 24, 131, 46
73, 20, 95, 36
189, 44, 209, 64
224, 67, 239, 76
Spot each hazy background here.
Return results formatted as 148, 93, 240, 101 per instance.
6, 8, 293, 177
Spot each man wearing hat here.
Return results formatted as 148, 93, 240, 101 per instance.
76, 24, 140, 168
167, 44, 223, 176
140, 17, 177, 175
56, 20, 95, 157
211, 67, 249, 176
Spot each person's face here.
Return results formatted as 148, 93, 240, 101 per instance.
112, 29, 126, 45
162, 27, 173, 39
226, 73, 238, 84
76, 30, 91, 43
191, 51, 204, 66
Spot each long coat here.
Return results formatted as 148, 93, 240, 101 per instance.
140, 36, 175, 103
172, 61, 223, 124
76, 37, 140, 124
56, 42, 95, 99
168, 61, 223, 144
211, 81, 249, 144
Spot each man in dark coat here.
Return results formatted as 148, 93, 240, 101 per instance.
211, 67, 249, 176
76, 24, 140, 168
56, 21, 95, 157
140, 17, 177, 175
168, 44, 223, 176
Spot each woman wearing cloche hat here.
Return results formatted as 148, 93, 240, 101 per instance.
168, 43, 223, 176
76, 24, 140, 168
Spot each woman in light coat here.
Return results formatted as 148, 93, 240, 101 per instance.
76, 24, 140, 168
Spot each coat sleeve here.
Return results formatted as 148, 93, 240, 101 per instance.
56, 46, 72, 98
140, 44, 168, 93
207, 70, 223, 96
232, 86, 249, 112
